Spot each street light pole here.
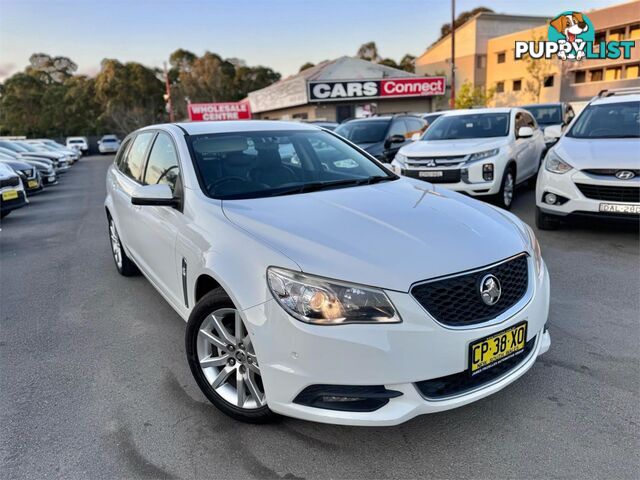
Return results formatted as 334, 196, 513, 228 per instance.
450, 0, 456, 108
164, 62, 175, 123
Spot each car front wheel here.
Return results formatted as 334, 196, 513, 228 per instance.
495, 166, 516, 210
185, 288, 276, 423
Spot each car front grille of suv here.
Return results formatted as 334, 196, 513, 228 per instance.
575, 183, 640, 203
410, 254, 529, 327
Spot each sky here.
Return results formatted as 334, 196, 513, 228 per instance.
0, 0, 621, 81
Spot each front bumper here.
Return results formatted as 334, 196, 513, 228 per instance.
536, 168, 640, 218
244, 259, 551, 426
1, 190, 28, 214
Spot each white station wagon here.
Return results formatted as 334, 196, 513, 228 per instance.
105, 121, 550, 425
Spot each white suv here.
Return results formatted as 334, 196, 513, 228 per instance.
391, 108, 546, 209
105, 121, 550, 425
536, 89, 640, 229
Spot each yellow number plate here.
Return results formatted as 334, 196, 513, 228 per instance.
469, 321, 527, 375
2, 189, 19, 201
28, 180, 38, 188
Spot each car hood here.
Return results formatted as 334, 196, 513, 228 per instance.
400, 137, 507, 157
19, 151, 63, 161
222, 178, 529, 291
554, 137, 640, 170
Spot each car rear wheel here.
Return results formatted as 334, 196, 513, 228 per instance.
108, 218, 139, 276
185, 288, 276, 423
535, 206, 561, 230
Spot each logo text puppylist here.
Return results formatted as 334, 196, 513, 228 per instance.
515, 11, 636, 62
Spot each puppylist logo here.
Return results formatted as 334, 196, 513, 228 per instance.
515, 11, 636, 62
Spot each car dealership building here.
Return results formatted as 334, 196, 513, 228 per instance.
247, 56, 446, 123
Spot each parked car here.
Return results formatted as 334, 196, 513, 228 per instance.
98, 135, 121, 154
66, 136, 89, 153
0, 148, 57, 186
522, 103, 576, 149
0, 141, 70, 172
334, 115, 427, 162
15, 141, 74, 166
26, 139, 80, 162
535, 89, 640, 229
303, 120, 339, 131
421, 112, 445, 129
391, 108, 546, 209
0, 162, 28, 218
0, 156, 42, 195
105, 120, 550, 425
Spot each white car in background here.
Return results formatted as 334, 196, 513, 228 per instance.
536, 89, 640, 229
98, 135, 121, 154
391, 108, 546, 209
66, 136, 89, 153
105, 120, 550, 426
0, 162, 28, 219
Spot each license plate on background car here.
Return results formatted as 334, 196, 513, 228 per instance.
599, 203, 640, 214
2, 190, 19, 201
419, 171, 443, 178
469, 321, 527, 376
28, 180, 38, 188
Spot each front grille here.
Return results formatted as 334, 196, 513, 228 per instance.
411, 254, 529, 327
575, 183, 640, 203
402, 169, 461, 184
0, 177, 20, 188
407, 156, 466, 166
582, 169, 640, 177
415, 336, 536, 399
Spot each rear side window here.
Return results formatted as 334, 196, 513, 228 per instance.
115, 139, 132, 170
388, 120, 408, 138
121, 132, 154, 181
143, 132, 180, 193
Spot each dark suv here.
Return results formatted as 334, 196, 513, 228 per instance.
334, 115, 426, 162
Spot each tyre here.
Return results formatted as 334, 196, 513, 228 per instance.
535, 206, 560, 230
185, 288, 276, 423
108, 217, 139, 276
495, 165, 516, 210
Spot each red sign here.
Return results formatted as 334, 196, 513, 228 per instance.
379, 77, 446, 97
188, 101, 252, 121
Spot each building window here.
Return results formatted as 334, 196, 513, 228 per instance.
608, 28, 625, 41
626, 65, 639, 78
513, 79, 522, 91
476, 55, 486, 69
497, 52, 506, 64
630, 24, 640, 40
496, 81, 505, 93
543, 75, 554, 87
605, 67, 622, 81
594, 31, 606, 52
590, 69, 604, 82
575, 71, 586, 83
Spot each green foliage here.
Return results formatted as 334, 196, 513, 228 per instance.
299, 62, 315, 72
432, 7, 494, 46
455, 81, 494, 109
355, 42, 415, 72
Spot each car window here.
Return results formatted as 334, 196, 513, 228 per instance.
121, 131, 154, 181
522, 112, 537, 129
388, 119, 408, 138
406, 118, 426, 137
334, 121, 389, 144
115, 138, 132, 170
188, 129, 394, 200
567, 101, 640, 139
143, 133, 180, 193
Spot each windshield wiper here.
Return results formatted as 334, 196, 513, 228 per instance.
265, 176, 394, 197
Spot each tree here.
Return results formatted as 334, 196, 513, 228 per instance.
299, 62, 315, 72
0, 72, 46, 136
524, 36, 554, 103
399, 54, 416, 73
455, 81, 494, 109
356, 42, 380, 62
26, 53, 78, 84
378, 58, 399, 69
432, 7, 493, 46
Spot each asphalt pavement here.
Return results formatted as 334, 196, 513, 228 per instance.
1, 156, 638, 479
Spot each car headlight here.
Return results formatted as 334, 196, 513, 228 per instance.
267, 267, 401, 325
468, 148, 499, 162
544, 150, 572, 174
524, 224, 543, 277
394, 153, 407, 166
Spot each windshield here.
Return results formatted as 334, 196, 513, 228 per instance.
0, 141, 28, 153
188, 129, 395, 200
334, 120, 389, 144
69, 139, 84, 144
16, 142, 39, 152
567, 101, 640, 139
524, 106, 562, 126
423, 113, 443, 124
423, 113, 510, 140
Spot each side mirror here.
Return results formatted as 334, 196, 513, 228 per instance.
544, 125, 562, 139
389, 134, 406, 144
131, 184, 177, 206
517, 126, 534, 138
410, 132, 422, 141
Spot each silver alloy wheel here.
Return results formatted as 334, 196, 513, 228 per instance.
109, 220, 123, 269
196, 308, 266, 409
503, 171, 514, 207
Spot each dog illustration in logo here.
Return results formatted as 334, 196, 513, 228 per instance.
550, 12, 589, 60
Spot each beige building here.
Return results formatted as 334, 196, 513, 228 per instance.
415, 12, 549, 107
488, 1, 640, 107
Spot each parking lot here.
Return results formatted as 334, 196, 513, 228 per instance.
1, 155, 638, 479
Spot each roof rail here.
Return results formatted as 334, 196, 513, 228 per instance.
594, 87, 640, 100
